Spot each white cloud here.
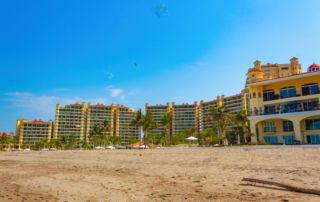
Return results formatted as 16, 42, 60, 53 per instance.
110, 88, 124, 97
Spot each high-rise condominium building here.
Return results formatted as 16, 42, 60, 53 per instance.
199, 92, 248, 132
172, 102, 199, 135
145, 103, 171, 136
114, 105, 140, 145
199, 97, 221, 132
53, 102, 140, 145
247, 57, 320, 144
85, 103, 116, 143
222, 91, 249, 116
54, 102, 86, 143
16, 119, 53, 145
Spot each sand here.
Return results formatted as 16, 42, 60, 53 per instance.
0, 148, 320, 202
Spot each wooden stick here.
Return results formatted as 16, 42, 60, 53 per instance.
242, 178, 320, 196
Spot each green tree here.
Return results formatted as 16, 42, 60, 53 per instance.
131, 109, 158, 147
61, 136, 68, 150
128, 137, 138, 145
199, 129, 217, 146
234, 110, 249, 144
66, 135, 77, 149
160, 111, 173, 145
208, 106, 233, 145
89, 119, 112, 147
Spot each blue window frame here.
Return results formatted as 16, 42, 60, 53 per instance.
264, 136, 278, 144
264, 105, 276, 115
283, 135, 294, 144
280, 87, 296, 98
283, 121, 293, 132
263, 90, 275, 101
302, 83, 319, 96
306, 135, 320, 144
305, 119, 320, 130
264, 121, 276, 132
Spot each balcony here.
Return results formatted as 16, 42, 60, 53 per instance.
251, 100, 320, 116
263, 91, 320, 102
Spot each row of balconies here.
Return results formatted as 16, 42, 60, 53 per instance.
252, 106, 320, 116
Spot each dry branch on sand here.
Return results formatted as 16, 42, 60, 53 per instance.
242, 178, 320, 196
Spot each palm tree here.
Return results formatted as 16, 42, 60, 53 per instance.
234, 110, 249, 144
89, 119, 112, 147
160, 111, 173, 145
66, 135, 77, 149
207, 106, 233, 145
131, 109, 158, 147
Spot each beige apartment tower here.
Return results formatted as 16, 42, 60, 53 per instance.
114, 105, 140, 145
145, 102, 171, 136
172, 102, 199, 135
85, 103, 116, 143
16, 119, 53, 145
199, 91, 249, 132
54, 102, 86, 143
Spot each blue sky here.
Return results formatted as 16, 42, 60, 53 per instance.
1, 0, 320, 132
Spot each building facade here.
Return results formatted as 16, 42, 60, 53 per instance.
54, 103, 87, 143
145, 103, 171, 136
52, 102, 140, 146
199, 98, 221, 132
114, 105, 140, 145
16, 119, 53, 145
172, 102, 199, 135
247, 57, 320, 144
85, 103, 115, 143
199, 92, 248, 133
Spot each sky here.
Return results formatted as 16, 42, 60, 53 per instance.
1, 0, 320, 132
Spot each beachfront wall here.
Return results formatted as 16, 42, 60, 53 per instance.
247, 57, 320, 144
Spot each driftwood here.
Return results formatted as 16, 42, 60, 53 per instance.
242, 178, 320, 196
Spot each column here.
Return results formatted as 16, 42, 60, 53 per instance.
250, 121, 258, 143
293, 121, 302, 143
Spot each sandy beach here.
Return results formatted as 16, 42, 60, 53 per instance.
0, 147, 320, 202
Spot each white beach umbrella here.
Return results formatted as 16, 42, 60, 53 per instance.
186, 136, 198, 141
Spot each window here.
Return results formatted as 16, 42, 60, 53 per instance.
264, 136, 278, 144
263, 90, 275, 101
305, 119, 320, 130
253, 92, 256, 98
264, 121, 276, 132
283, 121, 294, 132
264, 105, 276, 115
306, 135, 320, 144
302, 83, 319, 96
303, 100, 319, 111
264, 69, 270, 73
280, 87, 296, 98
283, 135, 294, 144
281, 67, 289, 70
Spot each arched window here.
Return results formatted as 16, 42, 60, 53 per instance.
253, 92, 256, 98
